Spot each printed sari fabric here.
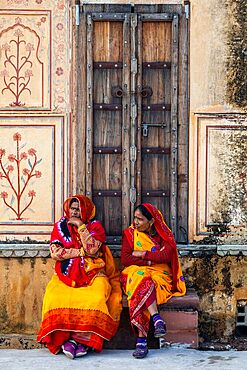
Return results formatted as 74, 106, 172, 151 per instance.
120, 203, 186, 336
37, 195, 122, 354
51, 216, 107, 288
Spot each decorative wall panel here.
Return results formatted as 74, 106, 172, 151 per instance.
0, 1, 71, 113
194, 114, 247, 237
0, 115, 69, 240
0, 10, 51, 110
0, 1, 72, 245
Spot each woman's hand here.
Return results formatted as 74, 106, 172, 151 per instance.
68, 217, 83, 228
132, 250, 146, 258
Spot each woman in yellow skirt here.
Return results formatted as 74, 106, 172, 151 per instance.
37, 195, 122, 359
120, 203, 186, 359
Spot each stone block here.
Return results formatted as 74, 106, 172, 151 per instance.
160, 329, 199, 349
161, 311, 198, 331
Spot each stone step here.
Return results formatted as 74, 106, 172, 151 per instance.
160, 311, 198, 348
0, 290, 199, 350
106, 289, 199, 350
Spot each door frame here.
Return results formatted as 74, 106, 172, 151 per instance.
74, 3, 189, 244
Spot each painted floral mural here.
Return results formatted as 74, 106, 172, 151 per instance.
1, 28, 36, 107
0, 132, 42, 220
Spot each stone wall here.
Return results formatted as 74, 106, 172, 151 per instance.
184, 254, 247, 343
0, 257, 53, 334
189, 0, 247, 243
0, 253, 246, 346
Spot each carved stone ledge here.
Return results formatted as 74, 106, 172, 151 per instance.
178, 245, 217, 257
179, 244, 247, 257
217, 244, 247, 256
0, 244, 50, 258
0, 243, 246, 258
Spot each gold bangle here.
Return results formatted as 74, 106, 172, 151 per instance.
80, 247, 85, 256
78, 224, 86, 232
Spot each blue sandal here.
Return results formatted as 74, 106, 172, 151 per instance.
132, 343, 149, 359
154, 321, 167, 338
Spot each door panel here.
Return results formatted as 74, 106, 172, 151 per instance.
136, 14, 178, 232
79, 5, 187, 244
94, 197, 122, 238
93, 112, 122, 147
85, 13, 131, 242
142, 22, 171, 61
93, 22, 123, 61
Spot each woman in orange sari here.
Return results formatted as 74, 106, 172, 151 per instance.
37, 195, 122, 359
120, 203, 186, 359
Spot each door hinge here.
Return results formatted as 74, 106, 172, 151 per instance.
131, 58, 137, 75
130, 145, 137, 162
129, 187, 136, 204
131, 104, 137, 121
76, 4, 80, 26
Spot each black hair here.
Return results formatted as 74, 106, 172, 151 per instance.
69, 197, 79, 207
134, 204, 153, 221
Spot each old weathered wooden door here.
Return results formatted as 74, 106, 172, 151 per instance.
77, 4, 188, 246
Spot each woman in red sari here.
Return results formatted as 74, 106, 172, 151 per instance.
120, 203, 186, 359
37, 195, 122, 359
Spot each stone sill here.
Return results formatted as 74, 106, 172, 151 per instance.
0, 243, 247, 258
178, 244, 247, 257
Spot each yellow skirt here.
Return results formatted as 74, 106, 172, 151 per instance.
37, 274, 120, 353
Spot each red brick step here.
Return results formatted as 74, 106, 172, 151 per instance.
105, 289, 199, 349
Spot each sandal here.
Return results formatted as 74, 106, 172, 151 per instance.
75, 344, 88, 357
154, 321, 167, 338
61, 340, 76, 359
132, 343, 149, 359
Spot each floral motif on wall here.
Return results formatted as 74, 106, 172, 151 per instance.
0, 3, 70, 113
1, 24, 40, 107
52, 0, 69, 113
0, 132, 42, 220
0, 3, 71, 240
0, 12, 51, 109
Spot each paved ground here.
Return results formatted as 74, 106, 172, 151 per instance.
0, 345, 247, 370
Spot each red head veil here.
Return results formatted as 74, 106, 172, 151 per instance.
142, 203, 176, 248
63, 194, 96, 223
142, 203, 180, 292
54, 195, 105, 287
63, 194, 105, 243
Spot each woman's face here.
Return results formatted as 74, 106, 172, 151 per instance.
69, 201, 81, 219
133, 208, 153, 232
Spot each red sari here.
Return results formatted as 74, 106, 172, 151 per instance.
37, 195, 122, 353
120, 203, 186, 336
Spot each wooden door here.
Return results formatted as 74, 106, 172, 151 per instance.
77, 4, 188, 245
135, 13, 178, 235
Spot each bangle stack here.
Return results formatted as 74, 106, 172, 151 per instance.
78, 224, 86, 232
